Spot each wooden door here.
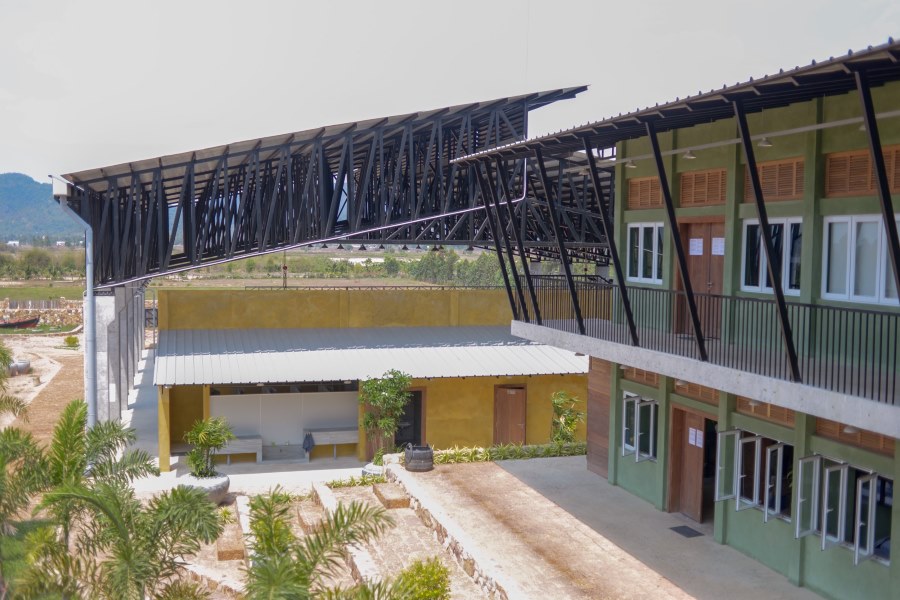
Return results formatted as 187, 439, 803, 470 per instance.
678, 221, 725, 338
494, 386, 526, 445
669, 409, 706, 522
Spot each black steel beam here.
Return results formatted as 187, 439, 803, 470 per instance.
645, 121, 708, 361
473, 164, 519, 320
496, 159, 542, 325
482, 161, 530, 322
855, 70, 900, 300
734, 101, 801, 382
583, 138, 639, 346
535, 148, 585, 335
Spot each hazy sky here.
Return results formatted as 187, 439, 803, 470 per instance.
1, 0, 898, 181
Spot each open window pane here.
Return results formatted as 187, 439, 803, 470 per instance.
622, 395, 637, 457
853, 220, 879, 298
826, 221, 848, 295
737, 436, 762, 511
642, 227, 654, 279
822, 463, 849, 550
855, 473, 877, 565
636, 400, 657, 463
764, 443, 784, 522
788, 223, 802, 291
715, 430, 740, 501
764, 223, 784, 288
628, 228, 639, 279
796, 455, 821, 538
656, 226, 664, 281
744, 224, 761, 287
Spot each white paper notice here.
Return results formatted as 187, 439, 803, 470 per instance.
688, 427, 697, 446
696, 430, 704, 449
712, 237, 725, 256
689, 238, 703, 255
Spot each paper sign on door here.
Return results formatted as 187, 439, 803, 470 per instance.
711, 237, 725, 256
689, 238, 703, 255
688, 427, 697, 446
695, 430, 704, 448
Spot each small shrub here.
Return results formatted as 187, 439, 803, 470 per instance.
326, 474, 386, 489
184, 417, 235, 478
373, 447, 385, 466
550, 391, 585, 444
396, 557, 451, 600
63, 335, 79, 349
430, 442, 587, 465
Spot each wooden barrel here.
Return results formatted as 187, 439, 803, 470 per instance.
404, 444, 434, 472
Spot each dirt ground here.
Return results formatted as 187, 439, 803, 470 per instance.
1, 333, 84, 441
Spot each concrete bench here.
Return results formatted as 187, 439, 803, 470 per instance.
221, 435, 263, 464
304, 427, 359, 459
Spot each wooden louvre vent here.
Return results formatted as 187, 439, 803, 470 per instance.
673, 380, 719, 405
815, 418, 895, 457
825, 146, 900, 197
735, 397, 795, 427
627, 177, 663, 209
621, 366, 659, 387
679, 169, 727, 207
743, 158, 805, 202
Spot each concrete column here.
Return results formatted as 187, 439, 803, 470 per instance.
158, 386, 171, 472
93, 292, 117, 422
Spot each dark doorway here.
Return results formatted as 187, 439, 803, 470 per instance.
395, 391, 423, 448
669, 408, 718, 524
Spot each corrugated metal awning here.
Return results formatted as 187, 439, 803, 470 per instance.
153, 326, 587, 386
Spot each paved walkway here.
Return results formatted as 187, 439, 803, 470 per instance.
397, 457, 820, 600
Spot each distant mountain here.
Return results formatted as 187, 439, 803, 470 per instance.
0, 173, 82, 242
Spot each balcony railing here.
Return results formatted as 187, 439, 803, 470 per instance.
519, 275, 899, 405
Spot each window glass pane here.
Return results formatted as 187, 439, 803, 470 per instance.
637, 402, 657, 458
739, 439, 758, 505
744, 224, 760, 287
623, 398, 635, 450
656, 226, 663, 281
853, 221, 879, 298
886, 220, 899, 300
628, 228, 639, 279
826, 221, 848, 295
764, 223, 784, 288
874, 477, 892, 561
788, 223, 802, 291
642, 227, 654, 279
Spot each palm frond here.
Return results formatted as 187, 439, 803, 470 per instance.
48, 400, 88, 485
0, 394, 28, 421
243, 554, 311, 600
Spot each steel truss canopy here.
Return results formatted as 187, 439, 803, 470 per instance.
60, 88, 589, 288
455, 40, 900, 164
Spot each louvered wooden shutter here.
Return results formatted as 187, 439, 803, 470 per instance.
622, 367, 659, 387
673, 380, 719, 405
627, 177, 663, 209
815, 418, 895, 456
743, 158, 805, 201
735, 397, 796, 427
825, 145, 900, 197
679, 169, 727, 206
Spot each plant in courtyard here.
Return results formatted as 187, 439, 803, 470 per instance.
20, 482, 222, 599
243, 486, 399, 599
428, 441, 587, 465
184, 416, 235, 478
359, 369, 412, 455
63, 335, 79, 349
550, 391, 585, 444
395, 557, 451, 600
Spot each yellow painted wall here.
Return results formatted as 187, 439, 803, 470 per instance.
169, 385, 203, 445
355, 374, 588, 457
158, 288, 512, 330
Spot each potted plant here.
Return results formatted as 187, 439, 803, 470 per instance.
182, 416, 235, 504
359, 369, 411, 475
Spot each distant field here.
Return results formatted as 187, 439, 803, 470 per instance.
148, 276, 433, 289
0, 284, 84, 301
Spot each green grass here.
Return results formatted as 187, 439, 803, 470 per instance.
0, 519, 52, 594
0, 323, 78, 336
0, 285, 84, 301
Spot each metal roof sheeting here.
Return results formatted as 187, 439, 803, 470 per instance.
153, 326, 588, 386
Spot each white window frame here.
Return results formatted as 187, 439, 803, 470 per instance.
821, 462, 850, 550
740, 217, 803, 295
854, 473, 878, 565
822, 214, 900, 305
736, 435, 763, 511
626, 222, 664, 284
764, 442, 791, 522
795, 455, 821, 538
715, 429, 740, 502
621, 393, 657, 462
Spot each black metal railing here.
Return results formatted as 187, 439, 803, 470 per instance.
520, 275, 900, 404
